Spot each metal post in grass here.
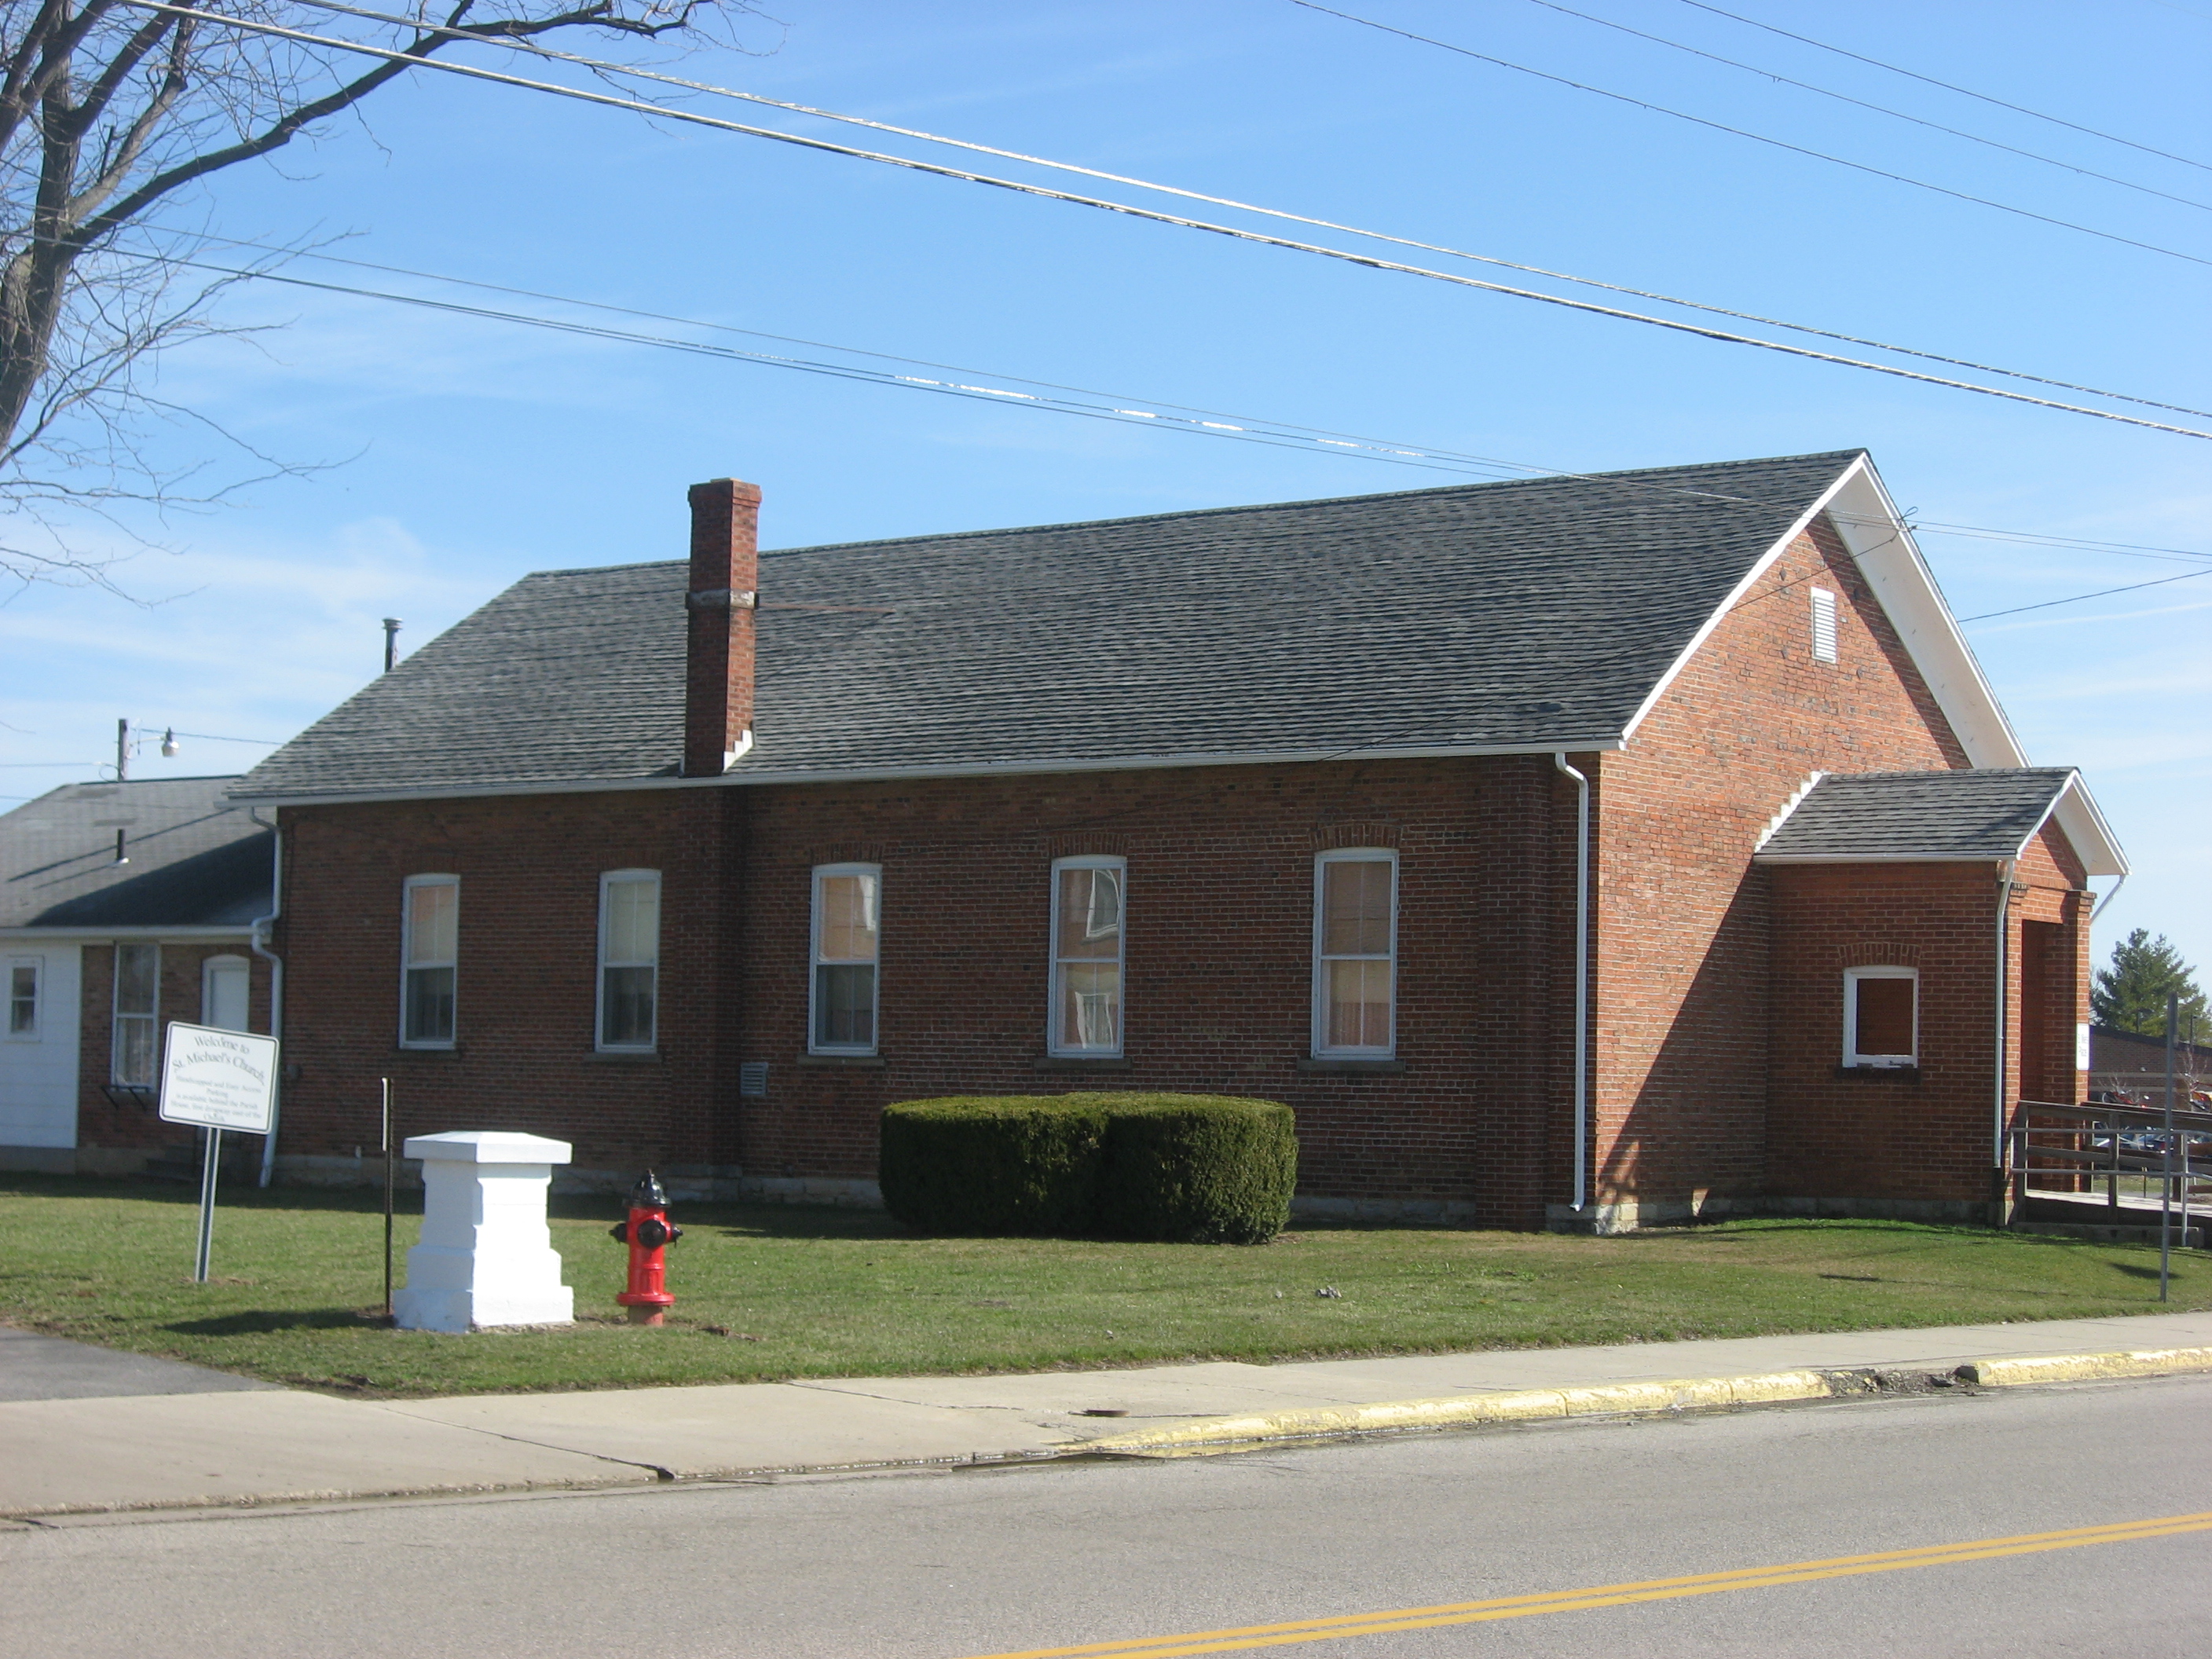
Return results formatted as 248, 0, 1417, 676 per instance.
382, 1078, 395, 1320
2161, 995, 2176, 1302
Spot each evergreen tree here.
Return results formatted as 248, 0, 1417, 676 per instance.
2092, 929, 2209, 1036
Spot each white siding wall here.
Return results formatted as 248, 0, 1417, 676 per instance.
1, 944, 81, 1148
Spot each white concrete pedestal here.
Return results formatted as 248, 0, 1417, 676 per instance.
393, 1131, 575, 1333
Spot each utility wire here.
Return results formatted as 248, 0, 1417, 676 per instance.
104, 3, 2212, 441
114, 229, 2212, 569
274, 0, 2212, 424
1672, 0, 2212, 177
1290, 1, 2212, 270
1513, 0, 2212, 214
159, 251, 2212, 623
1954, 566, 2212, 621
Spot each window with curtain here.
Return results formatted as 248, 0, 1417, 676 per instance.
401, 876, 458, 1047
1844, 966, 1917, 1067
1315, 851, 1396, 1056
1050, 858, 1124, 1054
599, 871, 661, 1049
112, 942, 159, 1084
811, 865, 880, 1053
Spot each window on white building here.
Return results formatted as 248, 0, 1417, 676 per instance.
7, 958, 39, 1039
401, 876, 459, 1048
1314, 851, 1397, 1057
811, 865, 880, 1053
598, 870, 661, 1050
1050, 857, 1125, 1055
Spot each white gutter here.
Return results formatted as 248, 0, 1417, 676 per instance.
1994, 858, 2016, 1221
1555, 753, 1591, 1215
227, 736, 1630, 809
0, 925, 255, 941
247, 809, 284, 1189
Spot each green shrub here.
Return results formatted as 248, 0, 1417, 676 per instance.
878, 1092, 1296, 1243
877, 1095, 1110, 1236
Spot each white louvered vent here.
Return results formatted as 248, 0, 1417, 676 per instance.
1809, 588, 1839, 664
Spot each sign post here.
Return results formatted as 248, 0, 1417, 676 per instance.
158, 1022, 280, 1284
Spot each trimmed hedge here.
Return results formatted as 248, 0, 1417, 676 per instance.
879, 1092, 1296, 1244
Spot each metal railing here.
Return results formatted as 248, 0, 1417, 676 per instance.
2008, 1098, 2212, 1227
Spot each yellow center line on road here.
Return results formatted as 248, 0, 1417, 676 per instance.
954, 1511, 2212, 1659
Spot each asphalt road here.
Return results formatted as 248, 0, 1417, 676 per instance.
5, 1375, 2207, 1658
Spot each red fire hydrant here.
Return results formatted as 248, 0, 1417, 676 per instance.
610, 1170, 682, 1325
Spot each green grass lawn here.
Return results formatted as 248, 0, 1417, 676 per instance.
2, 1173, 2207, 1398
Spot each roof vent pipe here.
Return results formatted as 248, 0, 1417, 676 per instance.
1555, 753, 1591, 1217
683, 478, 762, 778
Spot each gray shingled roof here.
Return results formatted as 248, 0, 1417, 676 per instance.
233, 449, 1866, 802
0, 778, 274, 929
1755, 768, 2079, 862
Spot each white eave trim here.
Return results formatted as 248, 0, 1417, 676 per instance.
0, 925, 258, 940
1752, 851, 2019, 865
1750, 768, 2126, 877
227, 734, 1628, 808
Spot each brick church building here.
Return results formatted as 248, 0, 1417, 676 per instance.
227, 449, 2125, 1230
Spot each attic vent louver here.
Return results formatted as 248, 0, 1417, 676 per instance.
1810, 588, 1839, 664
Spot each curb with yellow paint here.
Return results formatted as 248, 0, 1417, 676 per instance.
1076, 1345, 2212, 1456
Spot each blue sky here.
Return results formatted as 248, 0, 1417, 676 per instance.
3, 0, 2207, 980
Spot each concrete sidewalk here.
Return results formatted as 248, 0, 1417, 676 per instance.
8, 1310, 2212, 1518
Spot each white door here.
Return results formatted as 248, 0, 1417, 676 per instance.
202, 956, 251, 1032
1, 945, 81, 1148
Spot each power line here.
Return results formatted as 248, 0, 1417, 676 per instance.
170, 256, 2212, 625
1512, 0, 2212, 214
1954, 566, 2212, 621
1672, 0, 2212, 177
276, 0, 2212, 425
1290, 1, 2212, 270
97, 222, 2212, 569
103, 3, 2212, 441
104, 230, 2212, 574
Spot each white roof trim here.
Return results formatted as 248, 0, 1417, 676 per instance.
1617, 460, 1860, 743
1752, 770, 1826, 852
0, 925, 256, 940
1749, 766, 2126, 877
230, 735, 1628, 808
1628, 452, 2126, 879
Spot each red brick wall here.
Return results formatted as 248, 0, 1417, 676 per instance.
727, 756, 1580, 1225
1591, 517, 1971, 1214
274, 789, 742, 1177
276, 757, 1585, 1224
75, 940, 271, 1161
1767, 862, 1999, 1204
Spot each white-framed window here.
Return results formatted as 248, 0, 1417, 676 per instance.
1049, 856, 1125, 1056
810, 863, 880, 1054
112, 941, 159, 1085
200, 954, 251, 1033
1313, 850, 1397, 1057
1810, 587, 1840, 664
598, 870, 661, 1050
7, 956, 40, 1040
401, 874, 459, 1049
1844, 966, 1917, 1068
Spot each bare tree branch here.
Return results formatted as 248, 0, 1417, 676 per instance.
0, 0, 767, 589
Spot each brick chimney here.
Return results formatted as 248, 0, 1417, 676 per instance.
683, 477, 761, 777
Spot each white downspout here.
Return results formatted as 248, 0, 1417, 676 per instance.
1555, 753, 1591, 1216
249, 809, 284, 1188
1993, 858, 2015, 1223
